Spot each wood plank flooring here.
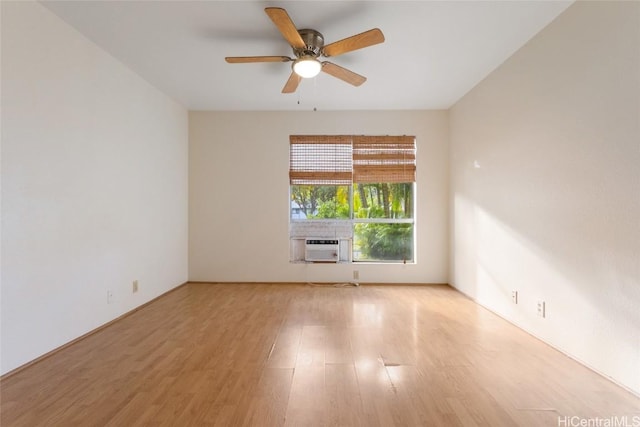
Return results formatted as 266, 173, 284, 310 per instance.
1, 283, 639, 426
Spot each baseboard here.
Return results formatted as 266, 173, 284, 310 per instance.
187, 281, 450, 287
0, 281, 189, 381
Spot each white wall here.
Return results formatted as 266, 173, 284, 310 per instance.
1, 2, 189, 374
189, 110, 449, 284
450, 1, 640, 394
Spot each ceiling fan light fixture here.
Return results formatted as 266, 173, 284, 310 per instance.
226, 8, 385, 93
293, 56, 322, 78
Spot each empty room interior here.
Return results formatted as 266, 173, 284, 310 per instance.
1, 0, 639, 425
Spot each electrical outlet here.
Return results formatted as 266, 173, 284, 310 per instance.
353, 270, 359, 280
107, 290, 114, 304
133, 280, 139, 293
537, 300, 546, 318
511, 290, 518, 304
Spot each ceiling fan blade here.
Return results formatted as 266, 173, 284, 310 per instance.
322, 28, 385, 57
225, 56, 292, 63
282, 72, 302, 93
321, 62, 366, 86
265, 7, 306, 49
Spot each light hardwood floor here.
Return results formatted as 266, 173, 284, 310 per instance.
1, 283, 639, 426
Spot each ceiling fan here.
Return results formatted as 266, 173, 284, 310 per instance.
225, 7, 385, 93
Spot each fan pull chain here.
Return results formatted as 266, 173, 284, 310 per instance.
312, 76, 318, 111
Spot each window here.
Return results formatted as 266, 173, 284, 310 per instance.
289, 135, 416, 263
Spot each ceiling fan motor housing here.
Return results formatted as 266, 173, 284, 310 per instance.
293, 29, 324, 58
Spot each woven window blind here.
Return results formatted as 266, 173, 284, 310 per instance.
352, 136, 416, 183
289, 135, 416, 184
289, 135, 352, 185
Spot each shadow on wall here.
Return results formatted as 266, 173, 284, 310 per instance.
452, 184, 639, 389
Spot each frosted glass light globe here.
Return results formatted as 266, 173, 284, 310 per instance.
293, 57, 322, 78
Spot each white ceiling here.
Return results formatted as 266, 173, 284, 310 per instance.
41, 1, 572, 111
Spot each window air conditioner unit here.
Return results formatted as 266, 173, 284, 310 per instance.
305, 239, 339, 262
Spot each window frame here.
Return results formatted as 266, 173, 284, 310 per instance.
289, 135, 416, 264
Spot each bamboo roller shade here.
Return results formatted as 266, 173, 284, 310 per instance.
289, 135, 416, 185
